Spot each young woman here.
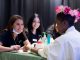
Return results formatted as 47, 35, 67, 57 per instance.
0, 15, 30, 47
27, 13, 44, 44
46, 23, 61, 39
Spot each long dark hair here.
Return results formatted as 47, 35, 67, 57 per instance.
27, 13, 44, 34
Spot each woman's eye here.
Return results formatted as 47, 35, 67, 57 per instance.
16, 23, 20, 25
33, 21, 40, 23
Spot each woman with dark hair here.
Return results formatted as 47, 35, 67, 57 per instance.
46, 23, 61, 39
0, 15, 30, 47
27, 13, 44, 44
24, 6, 80, 60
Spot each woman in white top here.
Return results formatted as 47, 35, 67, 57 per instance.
24, 6, 80, 60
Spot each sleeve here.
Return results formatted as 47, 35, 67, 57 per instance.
38, 46, 48, 58
37, 41, 56, 58
0, 30, 10, 46
38, 36, 66, 60
47, 36, 67, 60
0, 32, 5, 45
0, 36, 2, 45
48, 41, 62, 60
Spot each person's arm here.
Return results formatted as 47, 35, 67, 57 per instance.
24, 39, 31, 45
0, 45, 13, 52
23, 44, 48, 58
0, 45, 20, 52
31, 48, 38, 54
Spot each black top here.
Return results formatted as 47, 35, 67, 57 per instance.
0, 30, 26, 47
27, 31, 40, 44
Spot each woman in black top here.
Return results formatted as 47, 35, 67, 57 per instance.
27, 13, 44, 44
0, 15, 29, 47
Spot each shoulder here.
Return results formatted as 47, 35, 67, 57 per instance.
55, 29, 80, 44
54, 32, 71, 44
0, 29, 12, 42
0, 29, 11, 36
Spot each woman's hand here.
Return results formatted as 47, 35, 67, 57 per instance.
10, 45, 20, 51
23, 44, 31, 52
23, 39, 31, 52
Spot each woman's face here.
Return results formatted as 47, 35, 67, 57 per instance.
32, 17, 40, 30
55, 19, 68, 34
13, 19, 24, 34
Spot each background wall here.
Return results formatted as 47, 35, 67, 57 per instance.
0, 0, 80, 31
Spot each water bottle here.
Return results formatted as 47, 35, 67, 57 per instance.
47, 34, 51, 44
42, 32, 47, 45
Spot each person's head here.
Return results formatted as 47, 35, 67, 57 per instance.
27, 13, 44, 34
7, 15, 24, 34
55, 12, 75, 34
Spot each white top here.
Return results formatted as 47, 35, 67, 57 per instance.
38, 26, 80, 60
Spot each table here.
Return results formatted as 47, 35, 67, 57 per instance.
0, 52, 46, 60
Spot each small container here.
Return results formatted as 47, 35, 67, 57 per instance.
47, 34, 50, 44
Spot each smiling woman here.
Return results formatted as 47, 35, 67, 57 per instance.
0, 15, 30, 47
27, 13, 44, 44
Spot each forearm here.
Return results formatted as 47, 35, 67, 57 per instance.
31, 48, 47, 58
31, 48, 38, 54
0, 45, 12, 52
